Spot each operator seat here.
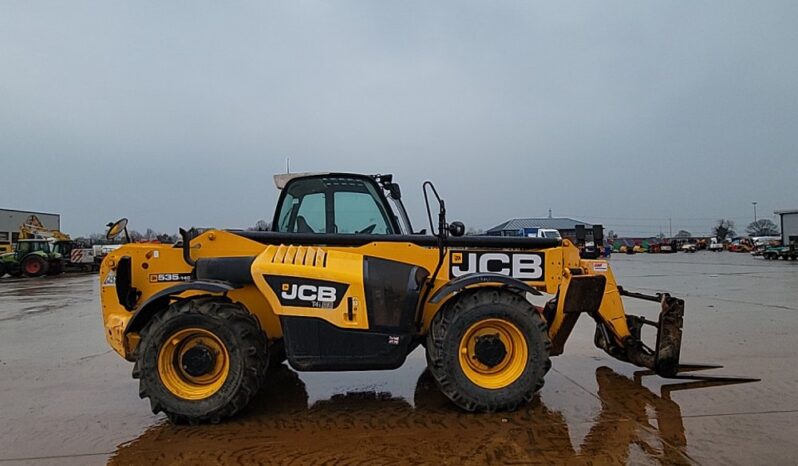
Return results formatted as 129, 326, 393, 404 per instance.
296, 216, 314, 233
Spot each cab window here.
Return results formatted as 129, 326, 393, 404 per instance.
293, 192, 325, 233
274, 176, 396, 234
334, 191, 391, 234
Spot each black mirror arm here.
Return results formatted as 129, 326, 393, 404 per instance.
179, 228, 197, 267
422, 181, 446, 238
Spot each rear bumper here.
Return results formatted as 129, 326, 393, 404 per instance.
104, 313, 131, 359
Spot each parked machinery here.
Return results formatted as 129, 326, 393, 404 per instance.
763, 238, 798, 260
0, 239, 63, 278
20, 215, 98, 272
575, 224, 604, 259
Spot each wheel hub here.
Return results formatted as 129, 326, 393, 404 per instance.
458, 318, 529, 389
473, 334, 507, 368
158, 328, 230, 400
181, 344, 217, 377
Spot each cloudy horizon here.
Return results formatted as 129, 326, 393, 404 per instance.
2, 1, 796, 237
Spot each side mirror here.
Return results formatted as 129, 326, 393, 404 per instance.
106, 218, 130, 242
448, 221, 465, 237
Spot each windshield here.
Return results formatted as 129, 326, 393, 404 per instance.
17, 241, 50, 254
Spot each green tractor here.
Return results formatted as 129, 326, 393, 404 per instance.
763, 242, 798, 261
0, 239, 63, 278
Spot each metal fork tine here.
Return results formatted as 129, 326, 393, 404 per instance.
675, 363, 725, 372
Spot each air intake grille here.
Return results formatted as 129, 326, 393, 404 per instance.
270, 245, 327, 267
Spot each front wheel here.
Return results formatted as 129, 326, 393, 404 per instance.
133, 298, 269, 424
426, 289, 551, 412
21, 255, 48, 277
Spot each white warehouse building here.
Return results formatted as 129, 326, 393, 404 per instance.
775, 209, 798, 245
0, 208, 61, 244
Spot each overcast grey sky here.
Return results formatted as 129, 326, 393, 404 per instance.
2, 1, 796, 237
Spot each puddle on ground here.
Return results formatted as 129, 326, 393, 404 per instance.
104, 362, 748, 466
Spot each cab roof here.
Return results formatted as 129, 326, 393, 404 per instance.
273, 172, 383, 190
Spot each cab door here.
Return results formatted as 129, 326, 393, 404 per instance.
262, 174, 428, 371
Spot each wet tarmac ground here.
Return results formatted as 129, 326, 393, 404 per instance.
1, 253, 797, 465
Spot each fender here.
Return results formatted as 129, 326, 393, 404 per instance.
124, 280, 236, 334
428, 272, 542, 304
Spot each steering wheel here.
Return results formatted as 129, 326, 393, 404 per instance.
356, 224, 377, 234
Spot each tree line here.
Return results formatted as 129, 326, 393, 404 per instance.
675, 219, 779, 241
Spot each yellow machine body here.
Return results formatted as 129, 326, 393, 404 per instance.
100, 230, 631, 361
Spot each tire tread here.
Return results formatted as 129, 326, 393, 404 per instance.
133, 297, 268, 424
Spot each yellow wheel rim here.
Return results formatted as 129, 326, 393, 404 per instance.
157, 328, 230, 400
459, 318, 528, 389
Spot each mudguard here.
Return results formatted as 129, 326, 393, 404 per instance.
428, 272, 542, 305
124, 280, 236, 334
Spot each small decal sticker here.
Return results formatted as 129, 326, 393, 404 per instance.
592, 262, 609, 273
149, 273, 192, 283
102, 270, 116, 286
388, 336, 400, 345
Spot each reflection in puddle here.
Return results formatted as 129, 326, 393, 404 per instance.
107, 365, 747, 465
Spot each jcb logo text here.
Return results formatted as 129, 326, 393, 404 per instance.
281, 284, 337, 303
265, 275, 349, 309
449, 251, 544, 280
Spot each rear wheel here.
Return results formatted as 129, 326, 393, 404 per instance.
426, 289, 551, 412
21, 255, 48, 277
133, 298, 268, 424
47, 260, 63, 275
0, 261, 6, 278
8, 265, 23, 277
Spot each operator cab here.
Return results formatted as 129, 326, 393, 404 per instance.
272, 173, 413, 235
15, 239, 52, 255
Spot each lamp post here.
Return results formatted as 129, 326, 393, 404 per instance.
752, 202, 758, 223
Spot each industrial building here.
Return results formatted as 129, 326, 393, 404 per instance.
775, 209, 798, 245
486, 216, 593, 239
0, 208, 61, 244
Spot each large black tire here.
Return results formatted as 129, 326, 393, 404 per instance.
426, 289, 551, 412
0, 261, 6, 278
133, 298, 269, 424
21, 255, 49, 277
47, 260, 63, 276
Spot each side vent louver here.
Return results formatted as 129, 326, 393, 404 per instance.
269, 245, 327, 268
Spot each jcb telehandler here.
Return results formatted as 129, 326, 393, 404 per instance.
99, 173, 747, 423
